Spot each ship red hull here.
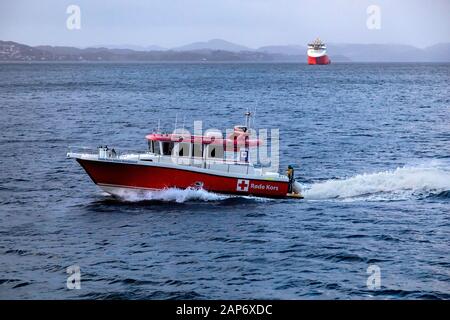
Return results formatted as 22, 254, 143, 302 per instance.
307, 55, 330, 65
77, 159, 289, 198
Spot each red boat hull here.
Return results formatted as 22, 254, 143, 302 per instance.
77, 159, 290, 198
307, 55, 330, 65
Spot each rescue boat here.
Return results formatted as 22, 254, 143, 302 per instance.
67, 113, 303, 199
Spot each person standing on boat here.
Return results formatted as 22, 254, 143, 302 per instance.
287, 165, 295, 193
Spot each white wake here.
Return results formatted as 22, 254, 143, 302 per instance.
104, 187, 271, 203
106, 187, 228, 203
302, 161, 450, 201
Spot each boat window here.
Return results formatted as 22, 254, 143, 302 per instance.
153, 141, 161, 155
148, 140, 153, 153
208, 145, 224, 159
162, 142, 174, 156
177, 142, 190, 157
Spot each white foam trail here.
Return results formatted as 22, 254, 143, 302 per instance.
110, 187, 228, 203
303, 161, 450, 201
104, 187, 273, 203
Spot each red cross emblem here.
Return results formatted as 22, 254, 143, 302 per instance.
236, 179, 249, 192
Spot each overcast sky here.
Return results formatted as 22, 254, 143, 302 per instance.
1, 0, 449, 48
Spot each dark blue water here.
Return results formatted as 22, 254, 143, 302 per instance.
0, 63, 449, 299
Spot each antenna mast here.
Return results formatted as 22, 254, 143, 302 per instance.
245, 111, 251, 129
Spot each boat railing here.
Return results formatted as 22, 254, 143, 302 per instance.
67, 145, 99, 156
67, 146, 146, 160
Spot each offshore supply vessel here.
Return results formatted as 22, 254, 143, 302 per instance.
307, 38, 331, 65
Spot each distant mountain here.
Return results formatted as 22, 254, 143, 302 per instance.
0, 41, 55, 61
172, 39, 252, 52
423, 43, 450, 62
0, 40, 276, 62
326, 43, 428, 62
1, 40, 449, 62
35, 45, 85, 55
92, 44, 167, 51
257, 45, 306, 55
35, 45, 137, 56
144, 45, 167, 51
326, 43, 449, 62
